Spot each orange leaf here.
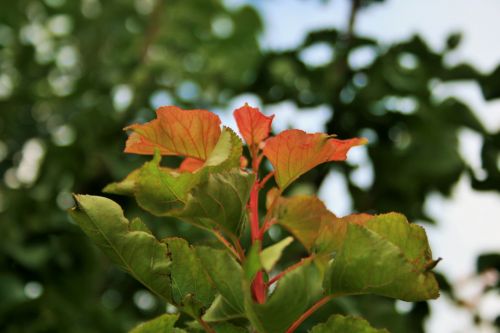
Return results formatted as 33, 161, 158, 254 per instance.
124, 106, 221, 160
233, 104, 274, 147
179, 157, 205, 172
263, 129, 367, 189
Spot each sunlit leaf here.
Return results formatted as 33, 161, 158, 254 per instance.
125, 106, 221, 160
323, 213, 440, 301
70, 195, 215, 316
69, 195, 172, 301
260, 236, 293, 272
263, 129, 367, 189
233, 103, 274, 147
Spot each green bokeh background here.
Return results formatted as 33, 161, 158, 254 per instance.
0, 0, 498, 332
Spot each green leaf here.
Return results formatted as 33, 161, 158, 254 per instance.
203, 127, 243, 172
309, 314, 388, 333
324, 213, 439, 301
165, 238, 215, 317
243, 241, 262, 281
103, 168, 141, 196
196, 247, 245, 318
135, 151, 200, 215
203, 296, 245, 322
260, 236, 294, 272
70, 195, 215, 318
179, 170, 254, 236
213, 322, 249, 333
244, 261, 323, 333
129, 313, 186, 333
69, 195, 172, 301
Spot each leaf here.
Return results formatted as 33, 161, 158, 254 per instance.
314, 213, 373, 255
108, 127, 243, 219
165, 238, 215, 317
129, 313, 186, 333
243, 261, 323, 333
179, 170, 254, 236
263, 129, 367, 189
243, 241, 262, 281
260, 236, 294, 272
70, 195, 215, 318
233, 103, 274, 147
203, 296, 244, 322
124, 106, 221, 160
196, 247, 245, 319
103, 168, 141, 196
203, 127, 243, 172
323, 213, 440, 302
309, 314, 388, 333
179, 157, 205, 172
272, 194, 334, 252
135, 151, 200, 215
213, 322, 248, 333
69, 195, 172, 301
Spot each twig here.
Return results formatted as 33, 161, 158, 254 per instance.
267, 255, 314, 286
285, 295, 335, 333
213, 230, 240, 261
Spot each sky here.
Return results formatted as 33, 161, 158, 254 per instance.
223, 0, 500, 332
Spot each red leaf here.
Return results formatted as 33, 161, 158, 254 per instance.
233, 104, 274, 147
263, 129, 367, 189
124, 106, 221, 160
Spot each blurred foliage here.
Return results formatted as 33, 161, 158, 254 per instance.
0, 0, 499, 332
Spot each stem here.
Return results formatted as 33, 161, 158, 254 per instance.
285, 295, 334, 333
213, 230, 241, 261
267, 256, 314, 286
259, 217, 276, 236
249, 180, 267, 303
196, 316, 216, 333
249, 182, 261, 243
259, 171, 275, 189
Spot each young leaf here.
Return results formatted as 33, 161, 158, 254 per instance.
263, 129, 367, 189
129, 313, 186, 333
233, 103, 274, 147
260, 236, 294, 272
196, 247, 245, 318
125, 106, 221, 160
309, 314, 388, 333
322, 213, 440, 301
243, 261, 323, 333
69, 195, 172, 301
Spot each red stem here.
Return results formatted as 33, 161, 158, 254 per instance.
249, 180, 267, 303
285, 295, 334, 333
267, 256, 314, 286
